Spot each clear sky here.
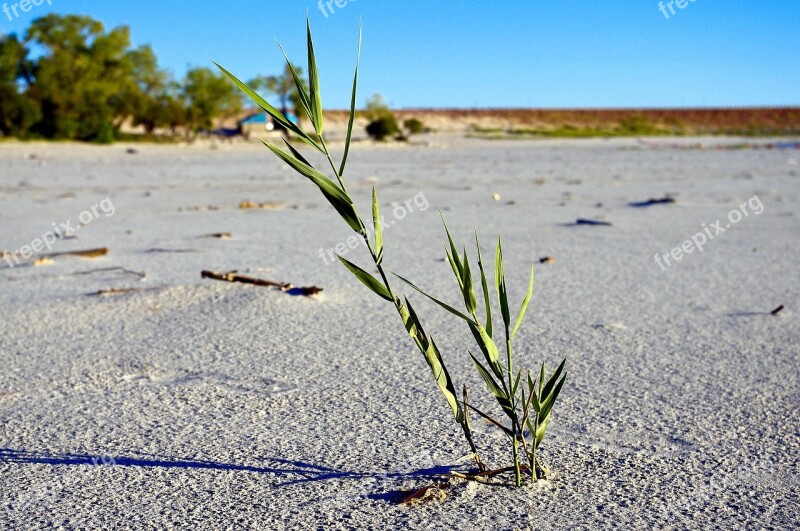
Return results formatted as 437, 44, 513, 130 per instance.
1, 0, 799, 109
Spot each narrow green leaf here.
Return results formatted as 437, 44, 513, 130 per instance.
527, 373, 541, 413
424, 339, 463, 423
392, 273, 478, 325
535, 414, 551, 447
539, 362, 545, 396
283, 139, 311, 166
445, 248, 464, 290
397, 298, 417, 339
468, 350, 506, 401
468, 324, 504, 380
541, 358, 567, 404
526, 414, 537, 445
538, 374, 566, 423
213, 61, 320, 151
372, 187, 383, 263
461, 249, 477, 314
339, 21, 361, 177
519, 374, 537, 427
336, 254, 392, 301
440, 213, 463, 277
475, 232, 493, 338
473, 322, 500, 365
404, 296, 429, 349
306, 17, 324, 135
511, 263, 535, 339
262, 140, 362, 232
511, 369, 523, 397
276, 42, 313, 122
495, 237, 510, 330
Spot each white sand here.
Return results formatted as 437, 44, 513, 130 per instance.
1, 137, 798, 529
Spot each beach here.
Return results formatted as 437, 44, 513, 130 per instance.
1, 136, 798, 529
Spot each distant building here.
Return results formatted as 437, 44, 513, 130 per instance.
238, 111, 299, 139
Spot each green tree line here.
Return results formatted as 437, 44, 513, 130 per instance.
0, 14, 305, 142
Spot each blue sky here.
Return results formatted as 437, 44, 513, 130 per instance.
1, 0, 798, 108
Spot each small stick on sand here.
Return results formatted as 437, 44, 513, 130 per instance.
770, 305, 784, 316
74, 267, 146, 279
44, 247, 109, 259
91, 288, 137, 297
629, 196, 676, 208
201, 270, 323, 297
3, 248, 109, 268
576, 218, 613, 227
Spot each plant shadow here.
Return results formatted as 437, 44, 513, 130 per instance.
0, 447, 462, 489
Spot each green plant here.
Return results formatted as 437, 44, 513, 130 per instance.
366, 114, 400, 140
404, 117, 425, 134
215, 19, 566, 487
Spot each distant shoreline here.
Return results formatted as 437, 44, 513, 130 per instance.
323, 106, 800, 137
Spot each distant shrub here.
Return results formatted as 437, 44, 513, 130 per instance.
366, 114, 399, 141
404, 117, 425, 134
618, 115, 659, 135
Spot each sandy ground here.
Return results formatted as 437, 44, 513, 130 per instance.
0, 136, 798, 530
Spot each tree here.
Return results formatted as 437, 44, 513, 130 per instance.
248, 62, 309, 122
25, 14, 134, 141
364, 93, 392, 121
0, 34, 39, 137
124, 45, 177, 135
364, 93, 399, 140
181, 67, 242, 134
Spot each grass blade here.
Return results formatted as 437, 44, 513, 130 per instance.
468, 350, 506, 401
468, 324, 504, 380
511, 263, 535, 339
539, 362, 545, 396
495, 237, 510, 330
440, 213, 463, 278
401, 299, 462, 423
540, 358, 567, 404
306, 17, 324, 135
276, 42, 313, 122
392, 273, 477, 325
372, 187, 383, 263
475, 232, 493, 337
470, 322, 500, 365
446, 248, 464, 290
527, 373, 541, 413
213, 61, 321, 151
511, 369, 522, 398
461, 249, 477, 314
538, 374, 566, 423
336, 254, 392, 301
283, 139, 311, 166
426, 339, 463, 423
262, 140, 362, 232
535, 414, 551, 448
339, 21, 361, 177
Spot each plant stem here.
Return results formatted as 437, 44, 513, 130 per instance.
319, 136, 348, 192
512, 433, 521, 487
531, 412, 538, 482
322, 134, 483, 475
